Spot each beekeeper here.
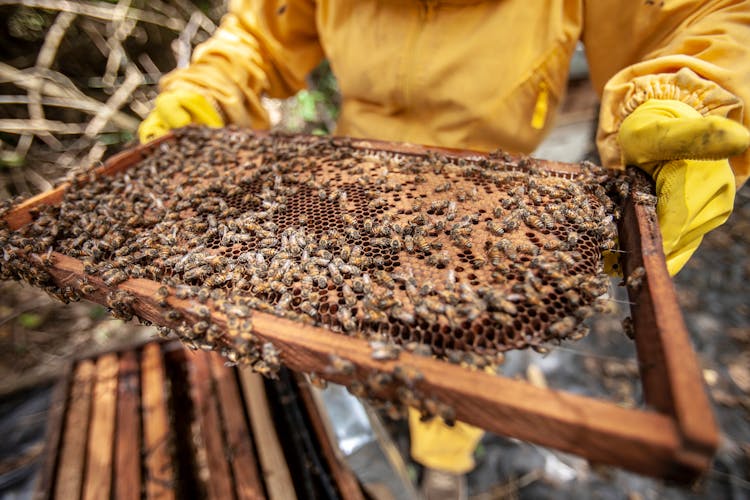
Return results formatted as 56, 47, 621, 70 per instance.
139, 0, 750, 495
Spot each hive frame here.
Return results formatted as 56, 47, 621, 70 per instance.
4, 134, 717, 483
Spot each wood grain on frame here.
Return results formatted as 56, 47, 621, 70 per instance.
239, 369, 297, 500
187, 351, 234, 499
207, 353, 265, 499
54, 359, 95, 500
114, 350, 142, 500
141, 343, 175, 500
83, 353, 118, 500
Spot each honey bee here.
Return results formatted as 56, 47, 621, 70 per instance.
404, 342, 432, 356
548, 316, 576, 337
391, 307, 416, 325
336, 306, 357, 332
262, 342, 281, 368
197, 287, 211, 303
516, 241, 539, 256
347, 381, 367, 397
621, 316, 635, 339
524, 215, 544, 230
102, 268, 128, 287
308, 373, 328, 390
486, 220, 504, 236
426, 251, 451, 268
192, 321, 209, 336
633, 192, 657, 205
472, 256, 486, 269
555, 275, 579, 291
543, 239, 561, 251
555, 251, 578, 268
327, 355, 355, 376
374, 269, 396, 289
370, 341, 400, 361
626, 266, 645, 290
563, 289, 580, 305
393, 365, 424, 386
299, 300, 318, 318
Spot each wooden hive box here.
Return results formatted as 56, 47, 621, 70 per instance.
33, 340, 364, 499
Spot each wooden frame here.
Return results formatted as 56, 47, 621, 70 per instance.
7, 133, 717, 484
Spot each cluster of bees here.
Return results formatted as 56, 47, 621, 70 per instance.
0, 126, 631, 419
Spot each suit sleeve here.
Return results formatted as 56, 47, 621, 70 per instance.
159, 0, 324, 129
584, 0, 750, 187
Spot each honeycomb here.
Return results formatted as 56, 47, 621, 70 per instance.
0, 126, 622, 369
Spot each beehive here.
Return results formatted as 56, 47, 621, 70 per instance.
0, 127, 719, 482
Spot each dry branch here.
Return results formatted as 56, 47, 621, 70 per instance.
0, 119, 120, 135
0, 0, 186, 31
0, 63, 140, 131
84, 65, 144, 138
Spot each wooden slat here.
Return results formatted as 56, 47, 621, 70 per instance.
294, 374, 364, 500
620, 168, 718, 474
208, 353, 265, 499
239, 369, 297, 500
188, 351, 234, 500
83, 353, 118, 500
141, 342, 175, 500
33, 366, 72, 500
54, 359, 95, 500
115, 350, 142, 500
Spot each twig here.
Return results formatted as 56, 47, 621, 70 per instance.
24, 168, 54, 192
102, 0, 135, 88
175, 11, 203, 68
13, 135, 34, 164
84, 63, 143, 137
0, 63, 139, 130
0, 0, 185, 31
26, 11, 76, 153
85, 142, 108, 167
79, 18, 111, 58
37, 11, 76, 69
172, 0, 217, 34
0, 119, 119, 135
137, 53, 162, 79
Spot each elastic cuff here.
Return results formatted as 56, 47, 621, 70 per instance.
597, 66, 742, 169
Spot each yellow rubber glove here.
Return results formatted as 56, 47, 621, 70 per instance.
618, 99, 750, 276
138, 89, 224, 143
408, 408, 484, 474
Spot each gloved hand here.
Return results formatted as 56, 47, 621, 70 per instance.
618, 99, 750, 276
138, 89, 224, 143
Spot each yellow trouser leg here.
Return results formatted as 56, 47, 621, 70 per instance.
408, 408, 484, 474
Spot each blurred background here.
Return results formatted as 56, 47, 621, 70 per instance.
0, 1, 748, 498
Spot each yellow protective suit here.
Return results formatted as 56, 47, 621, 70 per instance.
159, 0, 750, 186
154, 0, 750, 474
